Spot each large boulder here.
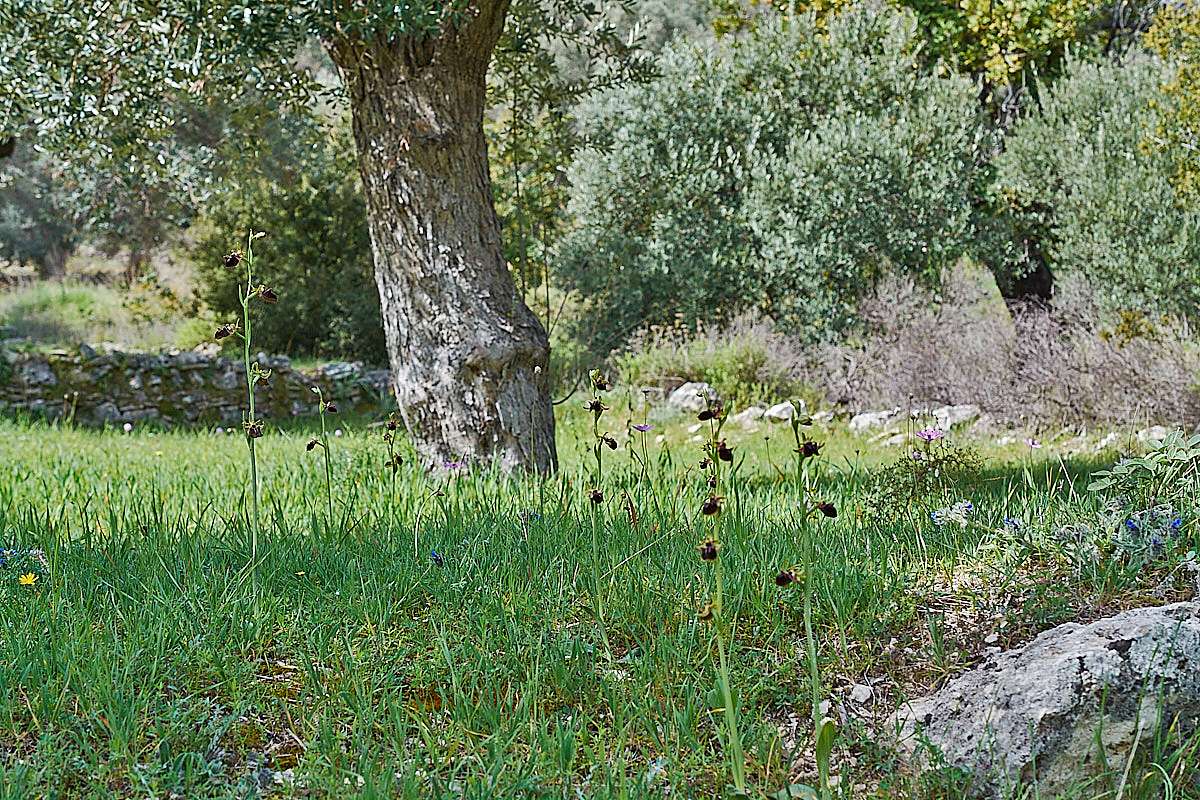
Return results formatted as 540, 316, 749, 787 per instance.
667, 382, 720, 414
890, 602, 1200, 797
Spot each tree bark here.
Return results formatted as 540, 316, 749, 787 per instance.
329, 3, 556, 472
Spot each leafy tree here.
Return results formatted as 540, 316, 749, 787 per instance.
0, 149, 79, 276
994, 52, 1200, 314
1, 0, 638, 471
561, 2, 993, 346
193, 118, 387, 365
1145, 2, 1200, 196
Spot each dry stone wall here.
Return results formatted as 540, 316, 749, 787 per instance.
0, 343, 391, 426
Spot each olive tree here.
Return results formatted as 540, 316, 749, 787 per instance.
1, 0, 636, 471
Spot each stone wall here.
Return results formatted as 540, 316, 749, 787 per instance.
0, 344, 391, 426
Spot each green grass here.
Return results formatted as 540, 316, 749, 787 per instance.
0, 281, 207, 351
0, 399, 1197, 799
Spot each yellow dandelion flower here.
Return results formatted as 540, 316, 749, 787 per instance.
19, 572, 37, 587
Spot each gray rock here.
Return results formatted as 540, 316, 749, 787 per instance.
667, 382, 719, 414
764, 401, 800, 422
890, 602, 1200, 797
730, 406, 765, 426
19, 359, 56, 386
1137, 425, 1172, 442
932, 404, 981, 430
849, 408, 899, 434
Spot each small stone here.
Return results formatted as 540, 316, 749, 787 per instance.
849, 408, 900, 434
849, 684, 873, 704
931, 404, 981, 430
730, 406, 765, 426
764, 401, 799, 422
667, 382, 720, 414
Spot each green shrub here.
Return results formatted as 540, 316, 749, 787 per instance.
612, 316, 811, 408
192, 119, 386, 365
993, 52, 1200, 314
560, 2, 993, 348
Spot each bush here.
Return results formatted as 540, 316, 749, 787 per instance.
560, 1, 994, 348
613, 315, 811, 408
809, 267, 1200, 428
192, 119, 386, 365
993, 52, 1200, 314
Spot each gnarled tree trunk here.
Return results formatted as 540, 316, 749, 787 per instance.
329, 3, 556, 472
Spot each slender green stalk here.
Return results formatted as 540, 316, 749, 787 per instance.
313, 388, 334, 525
714, 556, 746, 794
241, 234, 261, 560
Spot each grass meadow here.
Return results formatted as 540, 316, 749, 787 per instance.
1, 397, 1198, 799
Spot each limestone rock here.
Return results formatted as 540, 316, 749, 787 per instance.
730, 406, 765, 426
764, 401, 800, 422
932, 404, 980, 430
890, 602, 1200, 797
849, 408, 900, 434
667, 382, 719, 414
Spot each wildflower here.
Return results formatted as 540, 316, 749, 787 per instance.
1025, 438, 1042, 449
306, 438, 320, 451
0, 549, 8, 568
1125, 519, 1138, 531
799, 440, 823, 458
385, 454, 402, 472
717, 440, 734, 462
932, 500, 974, 527
18, 572, 36, 587
589, 488, 604, 505
601, 435, 618, 451
698, 538, 720, 561
1003, 516, 1022, 531
223, 251, 243, 270
585, 398, 609, 417
816, 502, 837, 519
385, 417, 399, 431
334, 429, 342, 438
214, 323, 237, 340
701, 495, 723, 516
442, 459, 464, 471
215, 427, 225, 435
699, 458, 711, 470
28, 549, 47, 570
122, 422, 133, 434
698, 402, 724, 422
430, 550, 445, 567
324, 401, 338, 414
1171, 517, 1184, 530
633, 423, 652, 433
258, 286, 279, 304
916, 428, 944, 442
775, 569, 798, 587
590, 371, 611, 392
698, 602, 715, 622
245, 421, 264, 439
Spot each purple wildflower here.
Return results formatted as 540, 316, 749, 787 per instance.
633, 423, 652, 433
916, 428, 944, 442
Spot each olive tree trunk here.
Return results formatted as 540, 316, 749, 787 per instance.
329, 4, 556, 472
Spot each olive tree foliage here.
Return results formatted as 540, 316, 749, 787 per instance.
994, 52, 1200, 314
560, 2, 995, 346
